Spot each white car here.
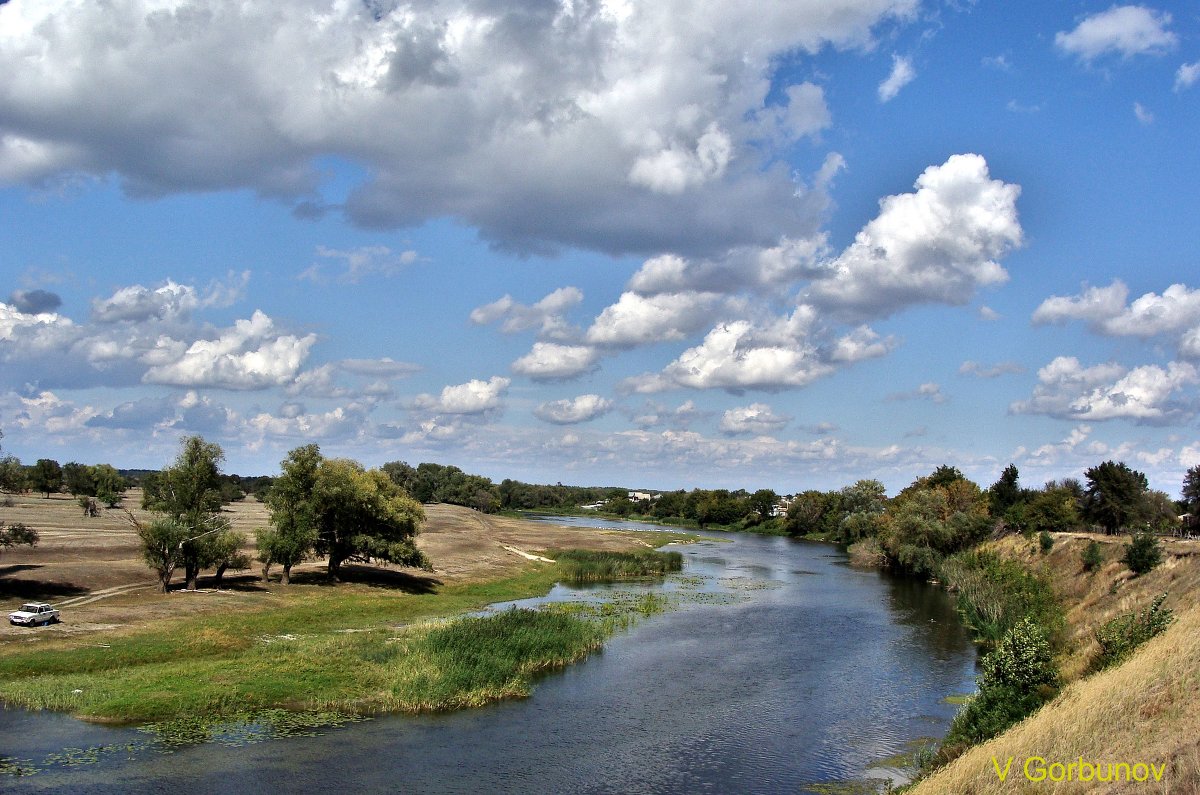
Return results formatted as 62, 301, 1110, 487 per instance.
8, 602, 60, 627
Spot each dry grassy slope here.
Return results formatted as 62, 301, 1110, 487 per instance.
912, 533, 1200, 794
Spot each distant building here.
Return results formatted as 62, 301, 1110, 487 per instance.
628, 491, 658, 502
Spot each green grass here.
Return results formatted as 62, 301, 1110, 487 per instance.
549, 548, 683, 583
0, 565, 675, 724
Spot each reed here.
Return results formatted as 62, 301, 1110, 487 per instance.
550, 548, 684, 582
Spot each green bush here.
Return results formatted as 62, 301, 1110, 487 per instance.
1081, 540, 1103, 572
1121, 531, 1163, 575
1038, 530, 1053, 554
943, 617, 1058, 749
1092, 593, 1175, 671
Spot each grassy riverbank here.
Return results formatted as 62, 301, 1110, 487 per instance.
908, 533, 1200, 793
0, 551, 674, 724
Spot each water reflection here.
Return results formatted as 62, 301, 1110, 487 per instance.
0, 523, 978, 794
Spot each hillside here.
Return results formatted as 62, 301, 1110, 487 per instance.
912, 532, 1200, 794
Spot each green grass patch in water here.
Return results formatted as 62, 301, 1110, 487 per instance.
550, 548, 683, 583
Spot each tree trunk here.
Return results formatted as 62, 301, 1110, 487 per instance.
327, 556, 342, 582
214, 562, 227, 585
261, 561, 272, 583
185, 561, 199, 590
159, 572, 172, 593
281, 564, 291, 585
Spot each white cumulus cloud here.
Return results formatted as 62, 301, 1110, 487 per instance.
413, 376, 510, 415
807, 153, 1022, 320
511, 342, 600, 381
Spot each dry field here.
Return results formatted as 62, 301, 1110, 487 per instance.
0, 489, 647, 644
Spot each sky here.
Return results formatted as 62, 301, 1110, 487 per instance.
1, 1, 1199, 497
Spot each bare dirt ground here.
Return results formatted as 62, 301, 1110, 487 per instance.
0, 490, 646, 644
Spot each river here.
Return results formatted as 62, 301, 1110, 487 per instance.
1, 516, 978, 794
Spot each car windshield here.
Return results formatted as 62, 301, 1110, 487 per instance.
19, 604, 42, 612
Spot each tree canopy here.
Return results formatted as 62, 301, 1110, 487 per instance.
1082, 461, 1149, 534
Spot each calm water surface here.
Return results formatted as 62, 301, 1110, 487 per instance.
1, 516, 978, 794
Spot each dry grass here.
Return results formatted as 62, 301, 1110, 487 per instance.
979, 533, 1200, 681
912, 533, 1200, 794
911, 603, 1200, 794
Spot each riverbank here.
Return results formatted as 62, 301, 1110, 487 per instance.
911, 532, 1200, 793
0, 505, 695, 724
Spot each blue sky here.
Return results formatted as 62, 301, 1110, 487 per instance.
1, 1, 1198, 496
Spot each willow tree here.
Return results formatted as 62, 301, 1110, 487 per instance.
259, 444, 321, 584
312, 458, 428, 581
143, 436, 244, 590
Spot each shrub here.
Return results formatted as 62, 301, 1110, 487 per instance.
1122, 530, 1163, 575
943, 617, 1058, 750
1081, 540, 1103, 572
1038, 530, 1053, 554
1092, 593, 1175, 671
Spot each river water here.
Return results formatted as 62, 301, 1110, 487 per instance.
1, 516, 978, 794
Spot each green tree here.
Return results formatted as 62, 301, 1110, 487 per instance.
144, 436, 241, 590
92, 464, 128, 507
1122, 530, 1163, 576
1081, 540, 1103, 572
0, 432, 38, 559
1082, 460, 1149, 534
135, 517, 191, 593
312, 458, 428, 581
988, 463, 1023, 518
30, 458, 63, 498
747, 489, 779, 521
0, 454, 26, 493
1183, 464, 1200, 519
260, 444, 322, 585
62, 462, 97, 496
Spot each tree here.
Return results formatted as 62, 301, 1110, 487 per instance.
1081, 540, 1104, 572
62, 462, 97, 496
312, 458, 428, 581
1183, 464, 1200, 519
0, 455, 26, 493
0, 432, 38, 559
143, 436, 242, 590
1122, 531, 1162, 576
988, 464, 1023, 518
30, 459, 63, 498
92, 464, 128, 507
1082, 461, 1149, 534
747, 489, 779, 521
135, 517, 190, 593
260, 444, 322, 585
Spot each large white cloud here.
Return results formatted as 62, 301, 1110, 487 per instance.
585, 290, 721, 347
1055, 5, 1177, 62
806, 153, 1022, 319
511, 342, 600, 381
143, 310, 317, 390
413, 375, 510, 414
0, 0, 917, 257
1010, 356, 1198, 424
1032, 280, 1200, 358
